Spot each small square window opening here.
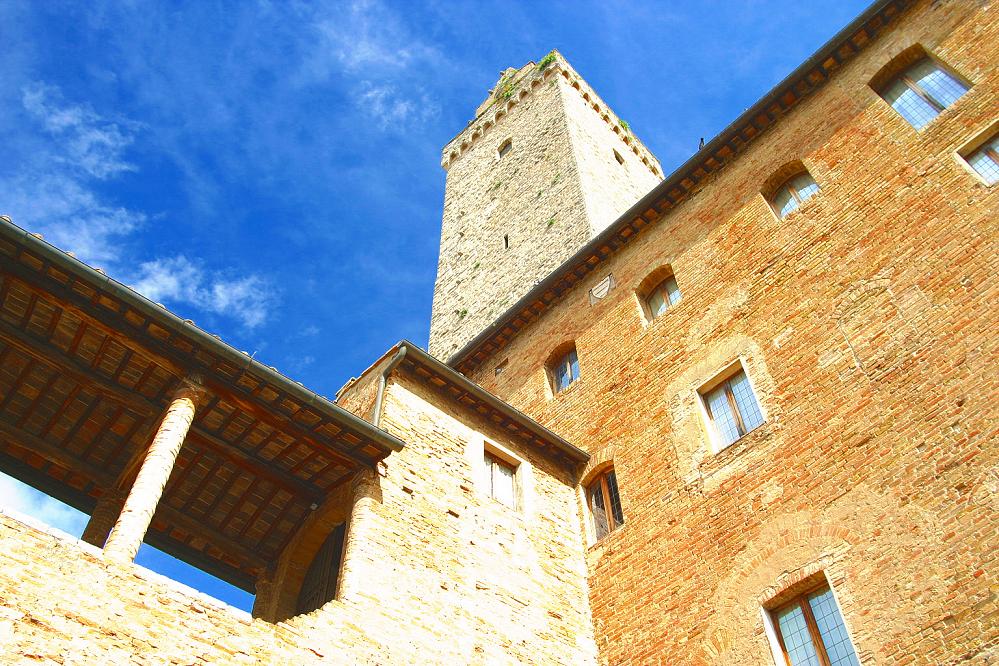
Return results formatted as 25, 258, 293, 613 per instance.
964, 133, 999, 185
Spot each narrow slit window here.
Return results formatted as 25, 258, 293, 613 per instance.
614, 149, 625, 165
484, 450, 517, 508
646, 274, 682, 319
963, 133, 999, 185
587, 468, 624, 541
700, 366, 764, 450
771, 584, 861, 666
880, 58, 969, 130
771, 173, 820, 219
498, 139, 513, 158
503, 234, 509, 249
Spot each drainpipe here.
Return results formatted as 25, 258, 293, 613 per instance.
372, 346, 408, 428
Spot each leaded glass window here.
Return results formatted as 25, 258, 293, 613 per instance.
880, 58, 968, 130
771, 584, 860, 666
701, 367, 765, 450
772, 173, 820, 219
965, 134, 999, 185
587, 469, 624, 540
646, 274, 682, 320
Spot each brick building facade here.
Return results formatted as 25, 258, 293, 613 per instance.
0, 0, 996, 664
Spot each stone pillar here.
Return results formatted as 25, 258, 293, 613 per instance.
334, 469, 381, 604
103, 379, 204, 564
80, 489, 127, 548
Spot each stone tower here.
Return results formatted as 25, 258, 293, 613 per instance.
429, 51, 663, 359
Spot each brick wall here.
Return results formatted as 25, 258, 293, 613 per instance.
1, 365, 597, 664
463, 1, 998, 663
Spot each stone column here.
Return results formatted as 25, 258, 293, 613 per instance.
103, 378, 204, 564
80, 489, 127, 548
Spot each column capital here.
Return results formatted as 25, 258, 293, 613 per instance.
172, 374, 208, 406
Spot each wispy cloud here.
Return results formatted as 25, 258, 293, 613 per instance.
3, 82, 278, 329
131, 256, 277, 329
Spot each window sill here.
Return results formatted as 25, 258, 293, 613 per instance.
699, 422, 775, 479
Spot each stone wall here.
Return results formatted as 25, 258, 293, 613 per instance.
0, 367, 597, 664
463, 1, 999, 663
430, 54, 661, 359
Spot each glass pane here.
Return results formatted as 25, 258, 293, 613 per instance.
909, 59, 967, 109
647, 288, 667, 319
664, 276, 682, 306
729, 370, 764, 433
704, 384, 740, 448
493, 460, 516, 508
568, 349, 579, 383
776, 604, 822, 666
791, 174, 820, 203
884, 79, 938, 130
606, 471, 624, 527
773, 186, 798, 218
589, 482, 609, 539
808, 588, 861, 666
555, 360, 570, 391
967, 138, 999, 185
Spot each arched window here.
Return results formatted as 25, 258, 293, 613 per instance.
547, 343, 579, 394
636, 266, 682, 323
870, 46, 970, 131
498, 138, 513, 158
770, 172, 820, 219
586, 468, 623, 540
613, 149, 625, 165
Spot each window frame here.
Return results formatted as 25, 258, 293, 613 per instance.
645, 274, 682, 320
497, 138, 513, 159
876, 56, 970, 131
767, 581, 860, 666
483, 449, 519, 509
586, 467, 624, 542
548, 344, 580, 394
957, 127, 999, 186
770, 172, 820, 219
697, 360, 766, 453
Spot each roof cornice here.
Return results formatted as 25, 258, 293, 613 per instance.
447, 0, 912, 376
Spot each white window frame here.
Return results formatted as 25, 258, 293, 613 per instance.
468, 436, 530, 514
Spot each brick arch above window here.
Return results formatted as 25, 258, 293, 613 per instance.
868, 44, 971, 131
762, 161, 821, 220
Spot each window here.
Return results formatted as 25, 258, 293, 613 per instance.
700, 365, 764, 450
498, 139, 512, 158
503, 233, 510, 249
296, 523, 346, 615
880, 58, 968, 130
770, 584, 860, 666
962, 132, 999, 185
645, 274, 682, 319
586, 468, 624, 540
483, 450, 517, 508
549, 345, 580, 393
613, 149, 625, 165
771, 173, 820, 219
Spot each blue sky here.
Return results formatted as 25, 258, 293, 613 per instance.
0, 0, 870, 612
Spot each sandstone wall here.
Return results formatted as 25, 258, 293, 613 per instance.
0, 370, 597, 665
464, 2, 999, 663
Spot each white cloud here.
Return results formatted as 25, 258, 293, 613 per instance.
359, 83, 440, 129
0, 471, 88, 538
21, 82, 138, 180
130, 255, 277, 329
3, 82, 279, 329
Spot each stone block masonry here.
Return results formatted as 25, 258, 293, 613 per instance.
430, 53, 662, 359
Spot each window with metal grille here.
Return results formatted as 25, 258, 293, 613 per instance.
700, 366, 765, 450
962, 132, 999, 185
295, 523, 346, 615
645, 274, 682, 320
770, 584, 860, 666
879, 58, 968, 130
771, 172, 821, 219
483, 450, 517, 509
587, 468, 624, 541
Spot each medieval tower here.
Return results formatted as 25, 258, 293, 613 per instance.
429, 52, 663, 358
